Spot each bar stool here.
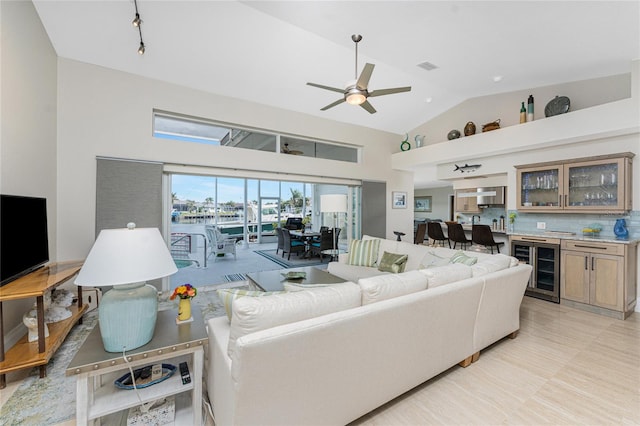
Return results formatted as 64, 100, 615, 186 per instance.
414, 223, 427, 244
471, 224, 505, 254
427, 222, 450, 248
447, 223, 472, 250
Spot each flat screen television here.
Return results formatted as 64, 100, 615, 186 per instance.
0, 194, 50, 287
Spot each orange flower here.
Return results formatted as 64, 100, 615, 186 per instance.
170, 283, 197, 300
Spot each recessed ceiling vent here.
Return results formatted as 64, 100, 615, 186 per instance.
417, 61, 438, 71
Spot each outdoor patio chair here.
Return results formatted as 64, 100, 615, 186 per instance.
205, 225, 237, 261
275, 227, 285, 255
281, 228, 306, 260
309, 228, 335, 261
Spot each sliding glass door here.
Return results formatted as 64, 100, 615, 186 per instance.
164, 173, 361, 290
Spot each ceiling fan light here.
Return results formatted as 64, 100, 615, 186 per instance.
346, 92, 366, 105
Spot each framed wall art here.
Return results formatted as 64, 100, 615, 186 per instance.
392, 191, 407, 209
414, 196, 432, 212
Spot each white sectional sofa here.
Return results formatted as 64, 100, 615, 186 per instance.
206, 238, 532, 426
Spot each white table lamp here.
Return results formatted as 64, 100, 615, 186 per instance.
75, 223, 177, 352
320, 194, 347, 253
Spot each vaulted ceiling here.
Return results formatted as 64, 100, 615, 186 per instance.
33, 1, 640, 135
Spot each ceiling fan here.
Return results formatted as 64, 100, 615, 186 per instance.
281, 143, 303, 155
307, 34, 411, 114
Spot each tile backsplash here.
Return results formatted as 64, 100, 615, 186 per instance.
506, 210, 639, 239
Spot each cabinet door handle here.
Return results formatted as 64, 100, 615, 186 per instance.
574, 244, 607, 250
564, 194, 567, 208
591, 257, 595, 271
584, 256, 588, 270
559, 195, 563, 207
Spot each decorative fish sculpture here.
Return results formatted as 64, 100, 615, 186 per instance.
454, 163, 481, 173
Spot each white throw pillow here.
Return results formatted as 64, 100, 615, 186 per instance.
216, 288, 285, 321
419, 249, 452, 269
228, 282, 361, 358
471, 254, 514, 277
358, 271, 428, 305
419, 263, 473, 288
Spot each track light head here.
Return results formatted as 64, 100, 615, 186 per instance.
138, 42, 145, 55
132, 13, 142, 27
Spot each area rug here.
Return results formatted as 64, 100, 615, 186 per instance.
254, 249, 327, 269
0, 281, 248, 426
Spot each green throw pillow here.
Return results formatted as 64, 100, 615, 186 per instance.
217, 288, 285, 321
449, 251, 478, 266
377, 251, 409, 273
347, 239, 381, 267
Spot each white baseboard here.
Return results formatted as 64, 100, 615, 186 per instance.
4, 322, 27, 351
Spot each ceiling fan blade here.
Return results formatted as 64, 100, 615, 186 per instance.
360, 100, 377, 114
369, 86, 412, 97
321, 98, 346, 111
356, 63, 375, 90
307, 82, 344, 94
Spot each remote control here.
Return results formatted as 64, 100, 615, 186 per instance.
179, 362, 191, 385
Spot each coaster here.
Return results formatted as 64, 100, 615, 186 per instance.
176, 316, 194, 325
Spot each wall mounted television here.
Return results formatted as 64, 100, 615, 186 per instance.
0, 194, 50, 287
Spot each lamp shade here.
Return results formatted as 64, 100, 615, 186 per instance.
75, 224, 177, 352
75, 225, 177, 287
320, 194, 347, 213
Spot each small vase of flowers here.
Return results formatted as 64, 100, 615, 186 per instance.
170, 284, 197, 322
508, 212, 517, 233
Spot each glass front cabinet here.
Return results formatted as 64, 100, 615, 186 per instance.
516, 153, 633, 213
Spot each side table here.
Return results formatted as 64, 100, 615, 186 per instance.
67, 307, 208, 426
321, 248, 345, 262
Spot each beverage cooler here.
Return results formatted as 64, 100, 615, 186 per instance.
511, 236, 560, 303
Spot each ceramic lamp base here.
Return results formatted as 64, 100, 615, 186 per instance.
98, 282, 158, 352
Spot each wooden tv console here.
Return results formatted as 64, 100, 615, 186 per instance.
0, 260, 86, 389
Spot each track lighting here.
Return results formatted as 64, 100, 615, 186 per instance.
132, 13, 142, 27
132, 0, 146, 55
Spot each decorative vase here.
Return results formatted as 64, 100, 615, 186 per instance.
508, 222, 515, 233
613, 218, 628, 239
178, 298, 192, 321
447, 129, 461, 140
464, 121, 476, 136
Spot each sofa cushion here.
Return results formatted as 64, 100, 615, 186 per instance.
283, 282, 345, 291
419, 249, 453, 269
419, 263, 473, 288
471, 254, 514, 277
228, 282, 361, 358
449, 251, 478, 266
358, 271, 428, 305
377, 251, 409, 273
327, 261, 390, 282
217, 288, 285, 321
347, 239, 381, 267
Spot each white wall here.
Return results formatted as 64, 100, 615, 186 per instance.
414, 187, 453, 222
409, 73, 631, 148
1, 1, 58, 345
56, 59, 415, 260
